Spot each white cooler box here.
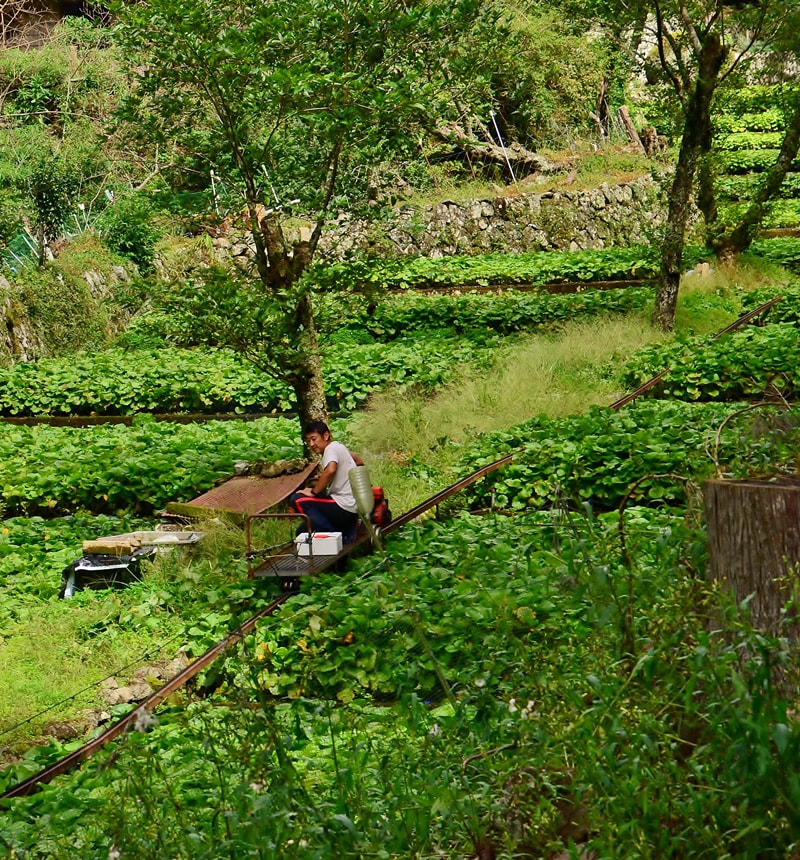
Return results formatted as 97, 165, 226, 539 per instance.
295, 532, 343, 556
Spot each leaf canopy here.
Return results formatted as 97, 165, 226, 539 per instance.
114, 0, 483, 213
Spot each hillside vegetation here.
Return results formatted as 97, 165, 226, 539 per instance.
3, 259, 800, 856
2, 3, 800, 859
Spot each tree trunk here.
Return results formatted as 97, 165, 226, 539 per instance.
654, 34, 727, 331
253, 210, 328, 440
289, 293, 327, 439
656, 128, 700, 330
695, 150, 718, 233
433, 123, 555, 175
704, 477, 800, 636
36, 222, 46, 267
618, 105, 645, 153
595, 77, 609, 140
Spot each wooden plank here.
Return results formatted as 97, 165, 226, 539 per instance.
82, 540, 139, 555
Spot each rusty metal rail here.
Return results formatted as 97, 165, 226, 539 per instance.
0, 294, 784, 801
383, 454, 514, 534
1, 594, 290, 800
608, 295, 783, 411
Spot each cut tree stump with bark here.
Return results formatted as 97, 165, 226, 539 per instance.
704, 476, 800, 636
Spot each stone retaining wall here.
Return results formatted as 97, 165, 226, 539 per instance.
318, 175, 667, 261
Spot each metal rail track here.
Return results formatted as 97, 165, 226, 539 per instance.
608, 295, 783, 411
1, 595, 291, 800
0, 294, 783, 801
383, 454, 514, 534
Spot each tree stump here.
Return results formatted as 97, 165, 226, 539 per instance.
704, 477, 800, 635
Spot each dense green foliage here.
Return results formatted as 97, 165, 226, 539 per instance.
716, 172, 800, 201
4, 265, 110, 357
0, 19, 130, 246
463, 400, 800, 512
0, 336, 495, 417
95, 193, 162, 274
3, 211, 800, 860
721, 199, 800, 231
0, 348, 289, 417
1, 236, 138, 360
746, 237, 800, 273
718, 148, 799, 175
0, 416, 301, 516
621, 323, 800, 401
250, 511, 597, 703
333, 283, 653, 340
742, 282, 800, 322
709, 85, 800, 233
715, 85, 800, 128
310, 245, 670, 291
4, 6, 800, 857
4, 508, 800, 856
2, 272, 800, 857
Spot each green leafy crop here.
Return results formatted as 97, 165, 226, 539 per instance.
0, 416, 302, 516
461, 400, 800, 512
329, 283, 654, 341
0, 337, 495, 418
747, 238, 800, 272
622, 323, 800, 401
309, 245, 668, 292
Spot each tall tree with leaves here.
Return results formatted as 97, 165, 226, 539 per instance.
112, 0, 486, 430
700, 13, 800, 260
648, 1, 800, 328
557, 0, 796, 330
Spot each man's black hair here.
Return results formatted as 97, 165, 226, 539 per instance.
303, 420, 330, 436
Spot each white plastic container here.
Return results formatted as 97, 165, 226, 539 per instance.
295, 532, 343, 556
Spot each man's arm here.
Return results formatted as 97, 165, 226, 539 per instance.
304, 461, 338, 496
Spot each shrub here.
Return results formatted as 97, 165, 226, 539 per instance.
96, 193, 161, 273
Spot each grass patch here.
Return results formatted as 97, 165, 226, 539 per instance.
347, 268, 765, 509
346, 311, 663, 511
0, 517, 256, 758
0, 591, 180, 755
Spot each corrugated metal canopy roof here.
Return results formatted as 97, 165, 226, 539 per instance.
166, 463, 317, 519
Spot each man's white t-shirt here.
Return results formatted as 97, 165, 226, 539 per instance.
322, 441, 358, 513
